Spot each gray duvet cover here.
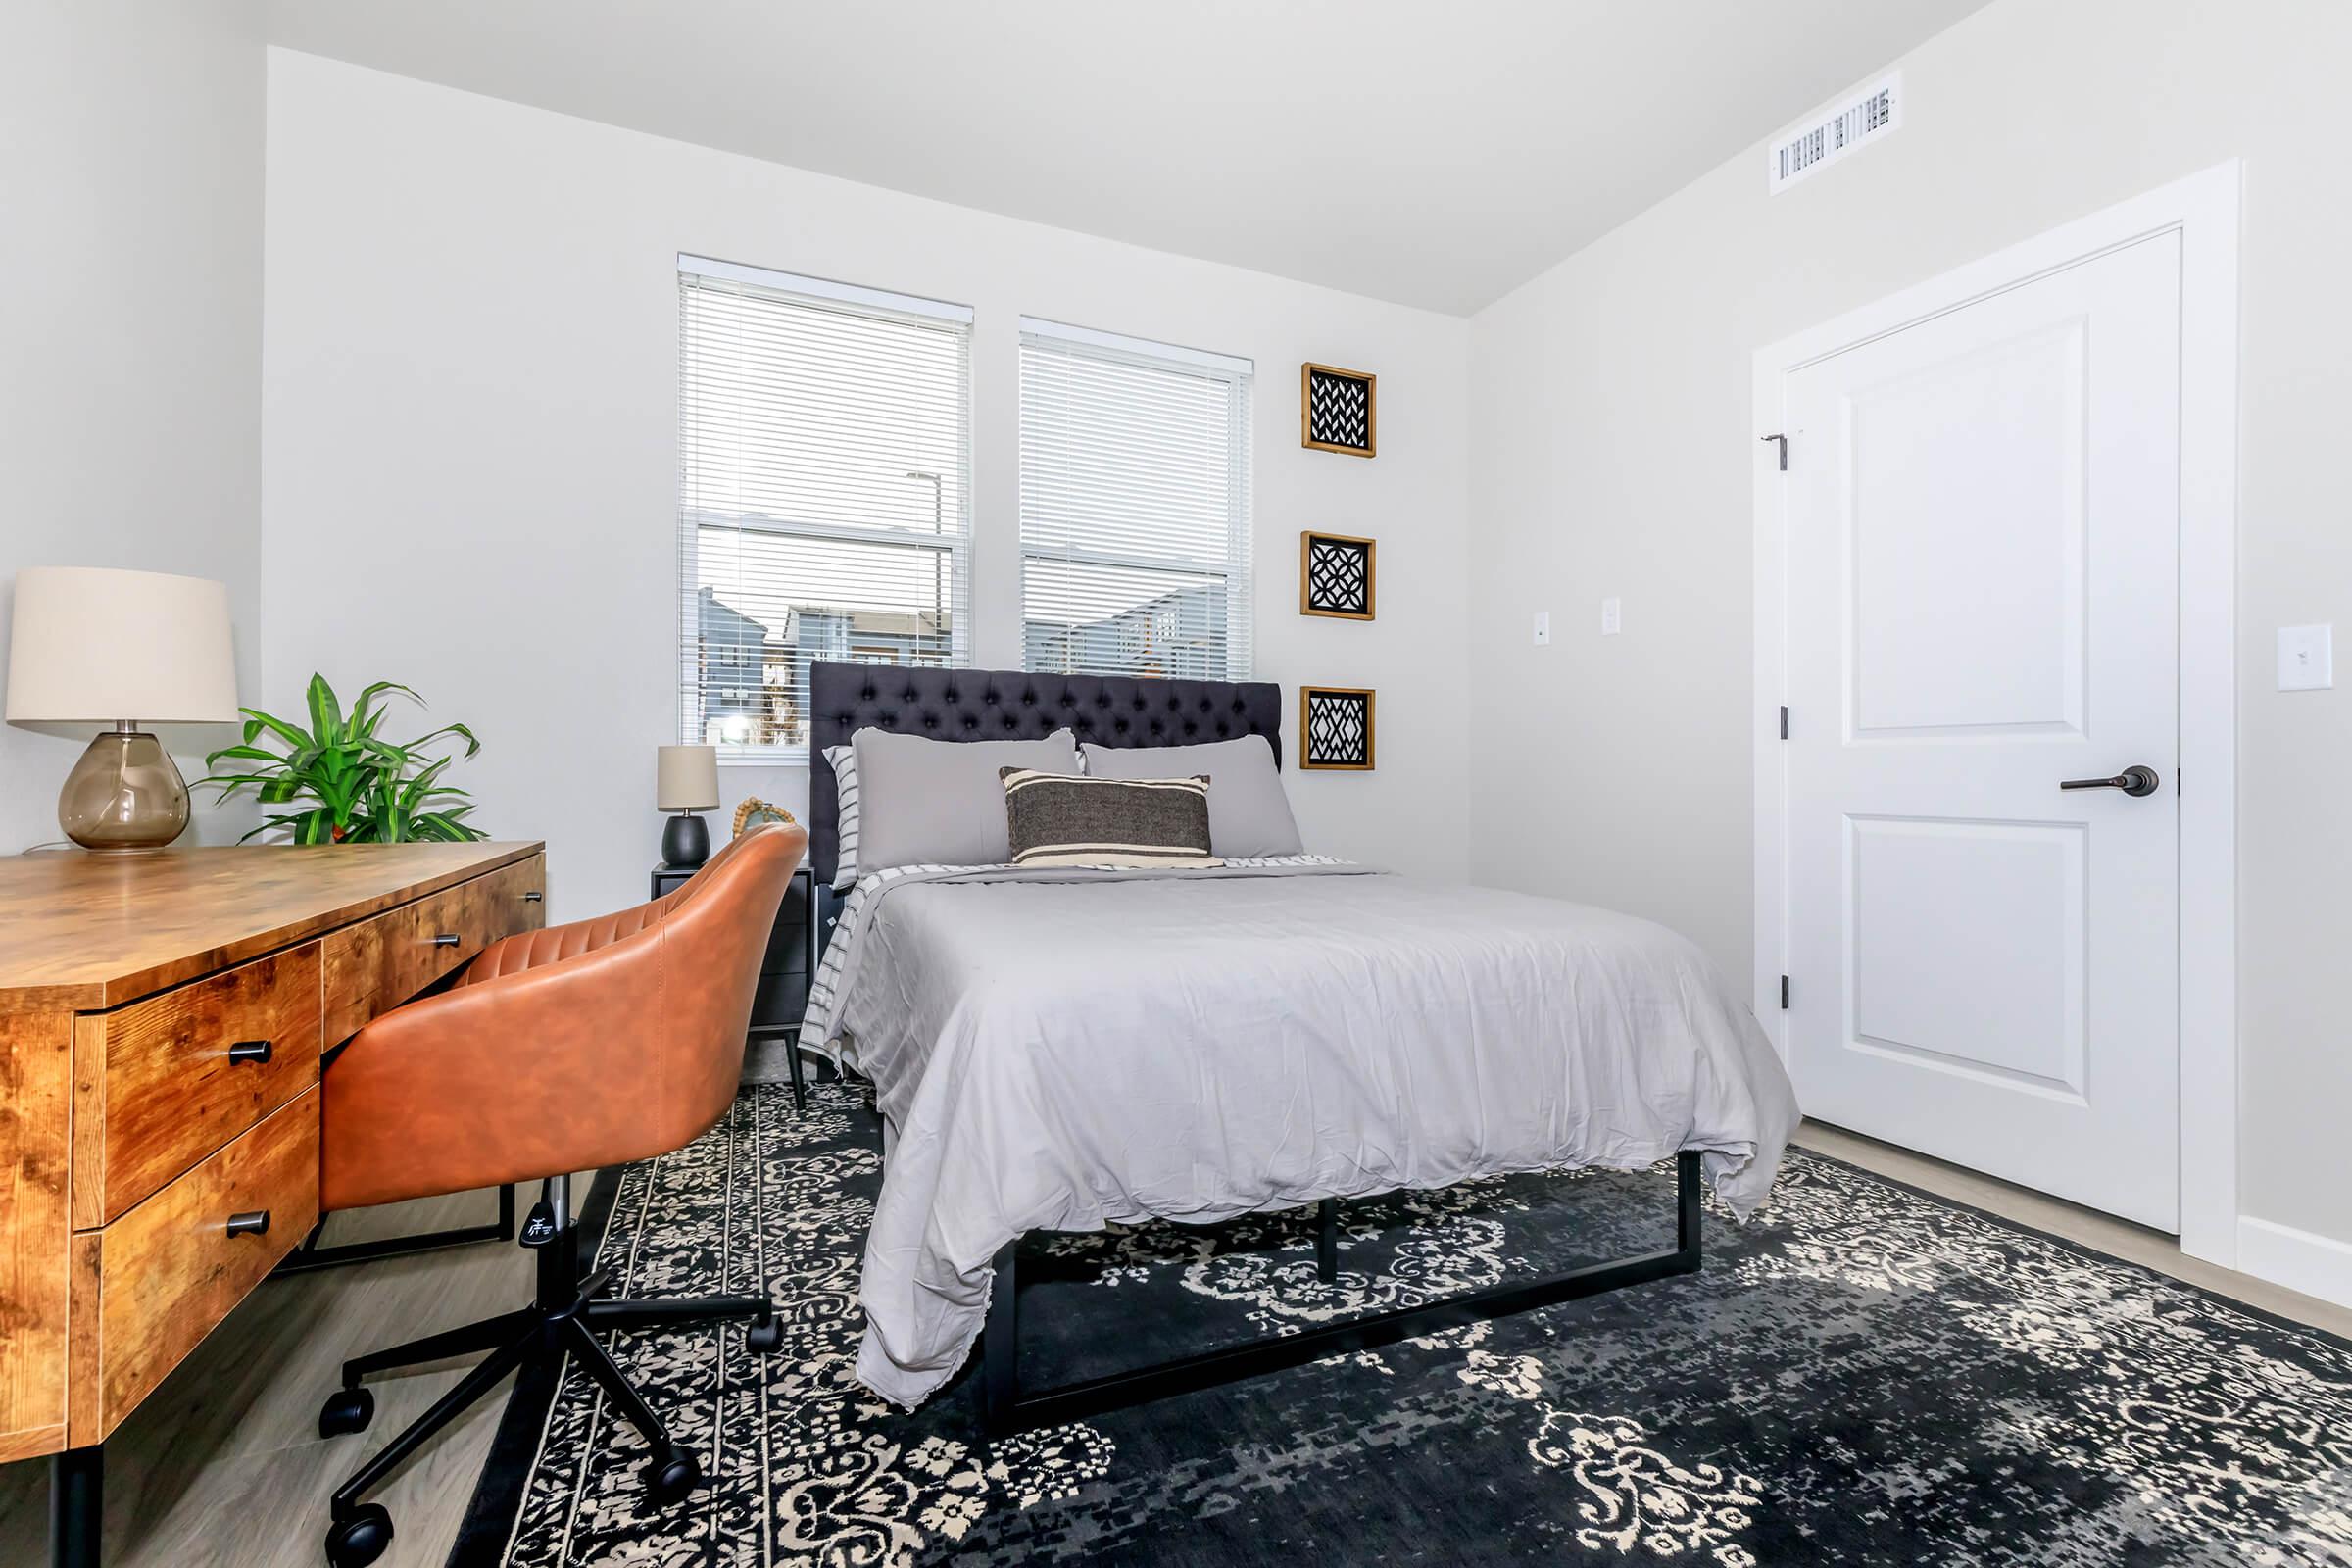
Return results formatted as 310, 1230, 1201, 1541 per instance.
803, 860, 1799, 1410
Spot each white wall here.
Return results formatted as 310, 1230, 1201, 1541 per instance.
1468, 0, 2352, 1253
262, 50, 1469, 922
0, 2, 264, 852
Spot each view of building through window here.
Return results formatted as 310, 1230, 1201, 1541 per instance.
677, 261, 971, 755
681, 273, 1251, 755
1019, 323, 1253, 682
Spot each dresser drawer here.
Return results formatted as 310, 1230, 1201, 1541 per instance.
322, 854, 545, 1042
71, 942, 322, 1229
70, 1087, 318, 1443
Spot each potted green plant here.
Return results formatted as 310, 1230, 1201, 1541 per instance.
197, 674, 487, 844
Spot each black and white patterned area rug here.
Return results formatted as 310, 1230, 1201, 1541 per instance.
452, 1080, 2352, 1566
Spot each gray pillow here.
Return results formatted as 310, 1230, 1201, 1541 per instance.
1082, 734, 1303, 858
852, 726, 1080, 871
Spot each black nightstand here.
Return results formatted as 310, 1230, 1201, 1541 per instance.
654, 859, 816, 1108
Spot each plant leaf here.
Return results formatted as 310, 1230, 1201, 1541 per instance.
405, 722, 481, 760
305, 674, 342, 745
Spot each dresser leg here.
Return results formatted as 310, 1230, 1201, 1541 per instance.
50, 1445, 101, 1568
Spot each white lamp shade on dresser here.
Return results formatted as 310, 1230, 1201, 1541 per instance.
6, 566, 240, 736
656, 744, 720, 812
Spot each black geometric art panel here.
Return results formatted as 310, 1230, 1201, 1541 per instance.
1300, 531, 1376, 619
1299, 686, 1375, 770
1302, 363, 1376, 458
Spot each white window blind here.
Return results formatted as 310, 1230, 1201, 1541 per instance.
1018, 318, 1252, 682
678, 256, 972, 758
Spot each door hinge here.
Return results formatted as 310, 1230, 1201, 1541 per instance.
1780, 975, 1790, 1009
1778, 705, 1788, 740
1761, 433, 1788, 471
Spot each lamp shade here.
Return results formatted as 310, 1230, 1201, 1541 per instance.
656, 744, 719, 811
6, 566, 239, 735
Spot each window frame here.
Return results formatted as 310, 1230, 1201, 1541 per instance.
675, 255, 974, 762
1015, 317, 1255, 684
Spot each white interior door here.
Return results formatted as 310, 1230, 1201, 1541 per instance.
1780, 232, 2182, 1230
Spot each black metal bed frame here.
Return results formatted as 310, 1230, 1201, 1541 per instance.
977, 1151, 1703, 1438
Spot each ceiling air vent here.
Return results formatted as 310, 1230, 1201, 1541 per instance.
1768, 72, 1901, 195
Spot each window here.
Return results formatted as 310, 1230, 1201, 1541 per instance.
677, 257, 971, 757
1018, 319, 1252, 681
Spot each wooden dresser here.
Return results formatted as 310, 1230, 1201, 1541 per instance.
0, 841, 545, 1492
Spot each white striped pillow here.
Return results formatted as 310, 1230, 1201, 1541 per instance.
822, 743, 860, 890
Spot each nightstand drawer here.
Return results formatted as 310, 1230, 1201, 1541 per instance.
71, 1087, 318, 1443
72, 942, 323, 1229
323, 854, 545, 1041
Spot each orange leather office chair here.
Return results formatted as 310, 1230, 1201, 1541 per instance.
314, 823, 805, 1568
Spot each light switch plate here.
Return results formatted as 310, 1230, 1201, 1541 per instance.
1600, 597, 1621, 636
2278, 623, 2333, 691
1532, 611, 1551, 647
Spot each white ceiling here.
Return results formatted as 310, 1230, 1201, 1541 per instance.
262, 0, 1989, 316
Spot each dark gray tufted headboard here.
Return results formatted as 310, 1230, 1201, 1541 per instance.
808, 661, 1283, 888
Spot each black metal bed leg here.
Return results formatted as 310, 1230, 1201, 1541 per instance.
1315, 1199, 1339, 1284
982, 1240, 1019, 1438
1676, 1150, 1703, 1263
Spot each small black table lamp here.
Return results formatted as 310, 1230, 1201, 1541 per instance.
656, 743, 718, 868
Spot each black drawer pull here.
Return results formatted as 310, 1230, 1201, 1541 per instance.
431, 933, 462, 948
522, 890, 544, 903
227, 1040, 272, 1065
225, 1210, 270, 1239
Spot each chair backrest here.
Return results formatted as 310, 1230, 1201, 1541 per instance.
639, 822, 805, 1151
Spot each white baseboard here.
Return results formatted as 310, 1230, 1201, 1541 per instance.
2237, 1215, 2352, 1311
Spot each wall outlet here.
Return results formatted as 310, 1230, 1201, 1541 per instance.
1532, 611, 1550, 646
1600, 597, 1621, 636
2278, 623, 2333, 691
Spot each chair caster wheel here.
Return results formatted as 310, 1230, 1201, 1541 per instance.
318, 1386, 374, 1438
324, 1503, 393, 1568
644, 1446, 702, 1506
745, 1316, 782, 1353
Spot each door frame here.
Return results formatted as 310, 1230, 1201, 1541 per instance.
1750, 161, 2241, 1265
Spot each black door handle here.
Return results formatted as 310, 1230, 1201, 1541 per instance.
227, 1040, 272, 1065
225, 1210, 271, 1238
2060, 765, 2160, 797
431, 932, 462, 948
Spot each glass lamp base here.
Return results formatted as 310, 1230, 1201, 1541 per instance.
60, 730, 191, 851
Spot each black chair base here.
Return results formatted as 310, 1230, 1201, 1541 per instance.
318, 1180, 774, 1568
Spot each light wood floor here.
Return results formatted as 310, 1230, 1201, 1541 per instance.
2, 1125, 2344, 1568
1793, 1120, 2352, 1338
0, 1187, 542, 1568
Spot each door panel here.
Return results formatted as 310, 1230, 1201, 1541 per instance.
1783, 233, 2181, 1229
1848, 816, 2084, 1095
1848, 319, 2085, 738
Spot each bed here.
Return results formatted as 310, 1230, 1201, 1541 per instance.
802, 662, 1799, 1432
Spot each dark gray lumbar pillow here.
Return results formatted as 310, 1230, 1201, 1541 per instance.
1000, 768, 1220, 869
1082, 734, 1302, 858
851, 726, 1079, 871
